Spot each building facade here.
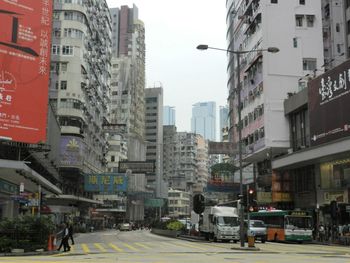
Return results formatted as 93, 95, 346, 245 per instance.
163, 106, 176, 126
191, 102, 216, 141
226, 0, 324, 204
109, 5, 146, 161
168, 189, 190, 218
49, 0, 112, 217
145, 87, 167, 198
273, 59, 350, 229
321, 0, 347, 71
219, 105, 229, 142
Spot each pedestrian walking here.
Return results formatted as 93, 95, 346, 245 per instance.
68, 223, 75, 245
57, 223, 70, 252
318, 224, 325, 242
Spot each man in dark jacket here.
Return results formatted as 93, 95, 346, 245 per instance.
57, 223, 70, 252
68, 223, 74, 245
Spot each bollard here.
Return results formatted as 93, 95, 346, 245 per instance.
247, 230, 255, 248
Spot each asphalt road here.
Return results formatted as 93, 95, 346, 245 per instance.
1, 229, 350, 263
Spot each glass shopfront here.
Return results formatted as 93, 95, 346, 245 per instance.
320, 158, 350, 189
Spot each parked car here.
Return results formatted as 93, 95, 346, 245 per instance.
244, 220, 267, 243
119, 223, 131, 231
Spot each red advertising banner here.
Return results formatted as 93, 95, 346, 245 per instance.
0, 0, 52, 143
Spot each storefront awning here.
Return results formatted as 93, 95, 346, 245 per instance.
46, 194, 103, 205
0, 159, 62, 195
272, 137, 350, 170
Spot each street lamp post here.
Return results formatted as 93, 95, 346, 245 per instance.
197, 44, 279, 248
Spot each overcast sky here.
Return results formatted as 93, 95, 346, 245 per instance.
106, 0, 228, 137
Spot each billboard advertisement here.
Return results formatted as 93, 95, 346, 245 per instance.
0, 1, 52, 143
118, 161, 155, 173
308, 59, 350, 146
60, 136, 85, 167
84, 173, 128, 193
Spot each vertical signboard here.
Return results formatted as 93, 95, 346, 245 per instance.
308, 59, 350, 146
59, 136, 85, 167
0, 0, 52, 143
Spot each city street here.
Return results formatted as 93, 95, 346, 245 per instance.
1, 229, 350, 263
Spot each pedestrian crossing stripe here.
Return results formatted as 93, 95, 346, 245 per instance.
54, 241, 224, 254
81, 243, 90, 253
94, 243, 107, 252
109, 243, 123, 252
121, 242, 139, 251
134, 242, 151, 249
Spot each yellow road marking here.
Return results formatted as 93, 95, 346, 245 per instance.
122, 242, 140, 251
94, 243, 107, 252
171, 241, 207, 251
134, 242, 151, 249
109, 242, 124, 252
81, 243, 90, 253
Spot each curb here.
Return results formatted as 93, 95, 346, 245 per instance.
0, 251, 60, 257
231, 246, 261, 251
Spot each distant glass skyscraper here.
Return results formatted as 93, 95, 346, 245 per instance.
219, 106, 229, 141
191, 102, 216, 141
163, 106, 176, 126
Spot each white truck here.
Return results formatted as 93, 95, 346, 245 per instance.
199, 206, 240, 242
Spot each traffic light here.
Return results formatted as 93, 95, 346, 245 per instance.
238, 194, 247, 207
193, 194, 205, 214
248, 187, 257, 212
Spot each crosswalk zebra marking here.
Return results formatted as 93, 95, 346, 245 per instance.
134, 242, 152, 249
81, 244, 90, 253
121, 242, 140, 251
108, 243, 124, 252
94, 243, 107, 252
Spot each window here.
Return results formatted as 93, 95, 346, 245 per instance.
64, 11, 74, 20
53, 28, 61, 37
51, 45, 60, 55
336, 23, 340, 32
299, 0, 305, 5
271, 0, 278, 3
62, 45, 73, 55
60, 80, 67, 90
347, 0, 350, 9
302, 58, 316, 71
296, 15, 303, 27
111, 156, 115, 162
293, 37, 298, 48
306, 15, 314, 27
61, 63, 68, 72
337, 44, 342, 54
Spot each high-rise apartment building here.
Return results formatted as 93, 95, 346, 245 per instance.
194, 135, 209, 194
145, 87, 167, 198
109, 5, 146, 161
50, 0, 112, 203
169, 132, 198, 192
191, 102, 216, 141
219, 105, 229, 141
163, 106, 176, 126
226, 0, 323, 200
321, 0, 347, 71
163, 125, 177, 185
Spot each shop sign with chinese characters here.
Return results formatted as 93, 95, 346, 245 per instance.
0, 0, 52, 143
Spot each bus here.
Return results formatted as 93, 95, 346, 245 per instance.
249, 210, 313, 243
